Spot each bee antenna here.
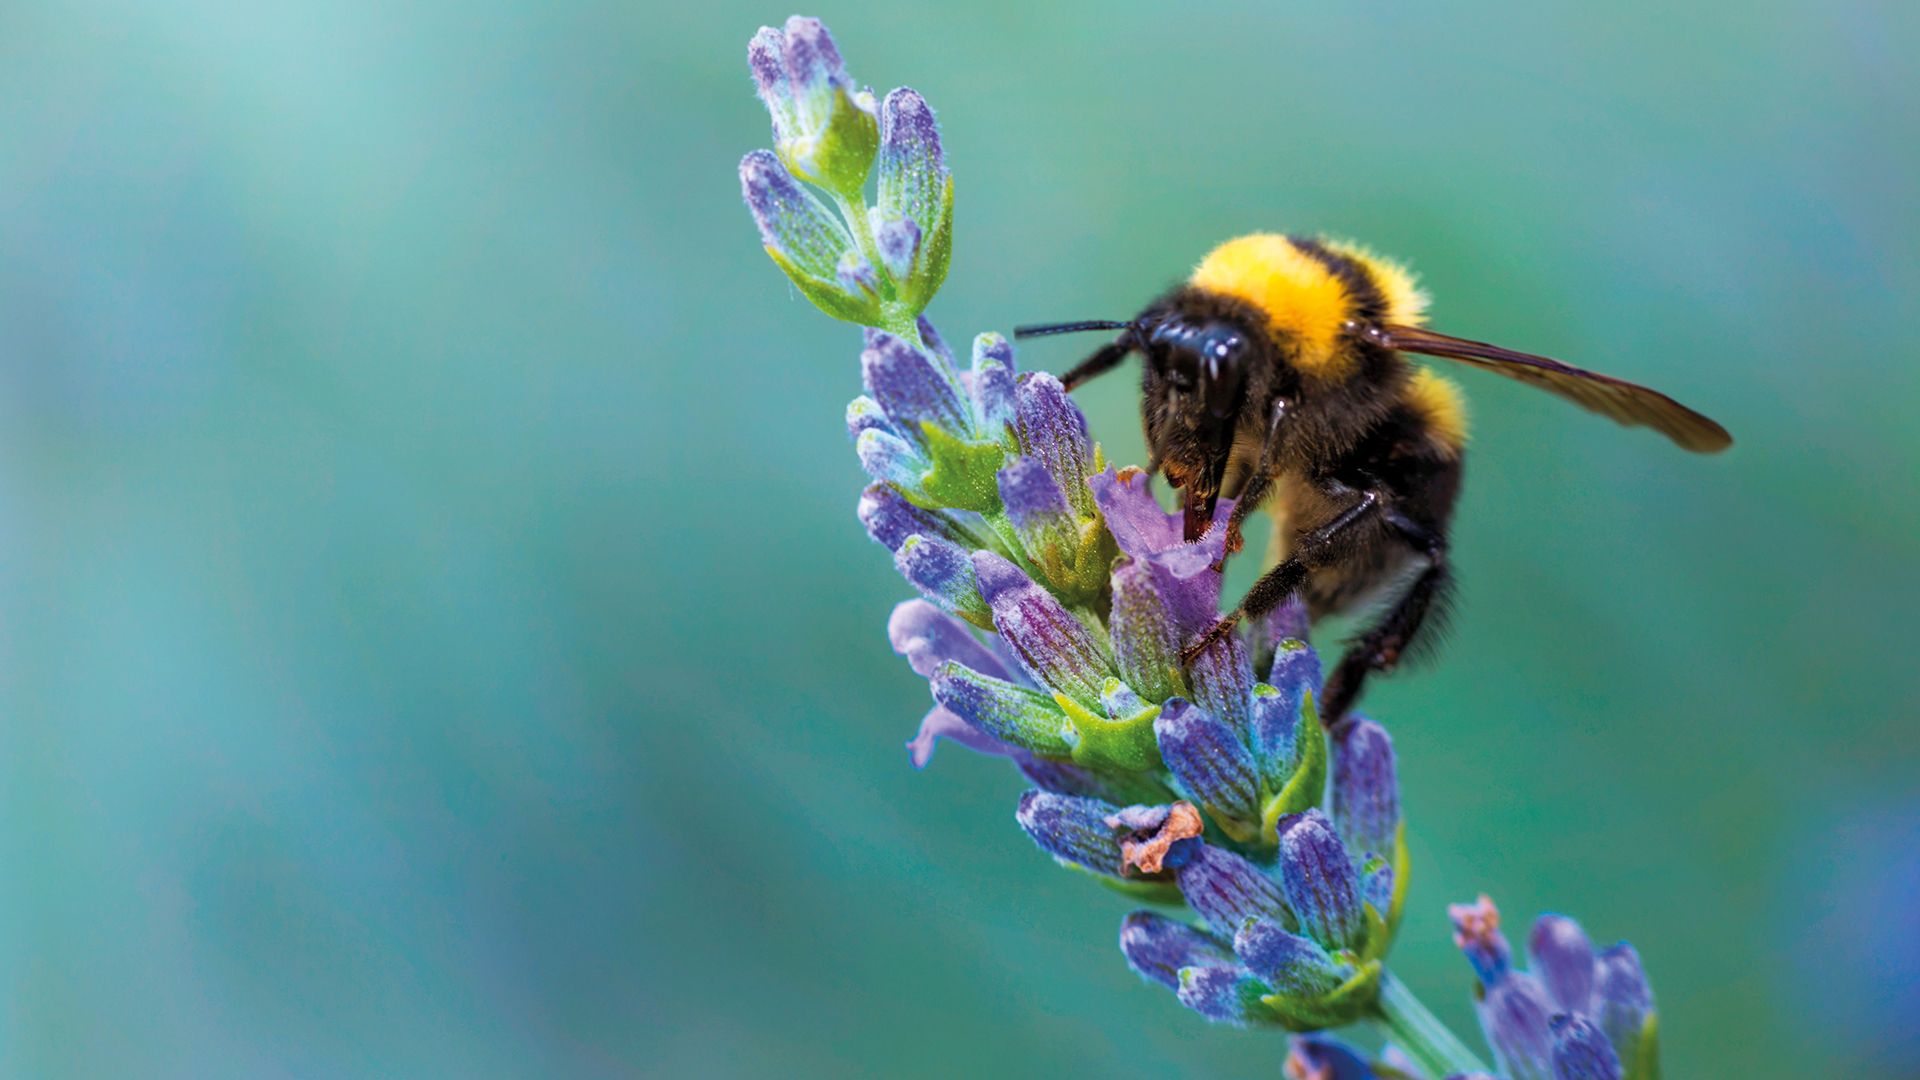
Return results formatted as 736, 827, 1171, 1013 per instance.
1013, 319, 1134, 340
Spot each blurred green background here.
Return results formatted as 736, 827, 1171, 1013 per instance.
2, 0, 1915, 1076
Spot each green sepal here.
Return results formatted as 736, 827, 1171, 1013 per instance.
1385, 821, 1410, 945
780, 86, 879, 198
934, 662, 1073, 756
909, 421, 1005, 512
1259, 690, 1328, 844
765, 248, 884, 326
1625, 1012, 1661, 1080
897, 174, 954, 311
1258, 958, 1383, 1031
1057, 688, 1163, 773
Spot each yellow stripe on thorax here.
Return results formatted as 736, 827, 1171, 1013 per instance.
1188, 234, 1432, 379
1189, 234, 1351, 376
1405, 367, 1468, 453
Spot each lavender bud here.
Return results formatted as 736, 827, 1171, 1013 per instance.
1174, 844, 1293, 938
1119, 911, 1234, 990
1593, 944, 1654, 1063
1108, 558, 1188, 704
970, 333, 1018, 434
835, 249, 879, 297
1274, 811, 1364, 950
858, 483, 991, 554
1015, 790, 1125, 877
856, 427, 930, 493
997, 455, 1078, 572
871, 211, 922, 281
1233, 921, 1343, 998
1549, 1015, 1623, 1080
1176, 965, 1272, 1026
1450, 894, 1513, 988
1013, 374, 1096, 517
873, 87, 952, 306
846, 396, 894, 442
1330, 716, 1400, 863
895, 535, 989, 626
1477, 972, 1556, 1080
1528, 914, 1598, 1015
759, 17, 878, 195
862, 331, 972, 448
1154, 699, 1260, 836
739, 150, 855, 282
931, 660, 1072, 757
971, 551, 1115, 708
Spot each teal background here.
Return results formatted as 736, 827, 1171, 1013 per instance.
3, 1, 1915, 1076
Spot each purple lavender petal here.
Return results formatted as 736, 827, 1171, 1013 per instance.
1176, 965, 1270, 1025
887, 599, 1008, 679
970, 333, 1017, 433
1234, 921, 1342, 998
846, 396, 895, 442
1108, 558, 1186, 703
836, 249, 879, 296
855, 427, 929, 492
862, 331, 971, 444
1173, 844, 1293, 938
1085, 465, 1233, 632
1549, 1015, 1623, 1080
997, 455, 1078, 561
1119, 911, 1235, 990
1154, 699, 1259, 827
971, 551, 1114, 706
931, 660, 1072, 757
780, 15, 850, 96
872, 212, 922, 280
907, 705, 1013, 768
1529, 914, 1599, 1016
1286, 1036, 1377, 1080
1475, 972, 1556, 1080
746, 27, 793, 123
1361, 858, 1394, 916
1593, 943, 1654, 1061
875, 88, 947, 238
1330, 716, 1399, 863
1014, 374, 1096, 517
1450, 894, 1514, 989
895, 535, 987, 622
1248, 682, 1301, 788
1015, 790, 1125, 877
739, 150, 851, 279
915, 316, 954, 369
858, 483, 989, 554
1274, 811, 1364, 950
1188, 635, 1254, 742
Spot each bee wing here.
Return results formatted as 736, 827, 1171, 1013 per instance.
1376, 323, 1732, 453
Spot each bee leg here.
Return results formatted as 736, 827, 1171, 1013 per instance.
1319, 511, 1453, 724
1209, 398, 1291, 570
1059, 340, 1134, 391
1180, 486, 1382, 666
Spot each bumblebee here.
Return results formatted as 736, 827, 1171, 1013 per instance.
1016, 233, 1730, 723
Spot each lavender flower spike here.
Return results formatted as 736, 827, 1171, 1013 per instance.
736, 20, 1652, 1080
1451, 897, 1661, 1080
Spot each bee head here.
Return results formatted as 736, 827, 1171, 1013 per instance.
1138, 316, 1259, 539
